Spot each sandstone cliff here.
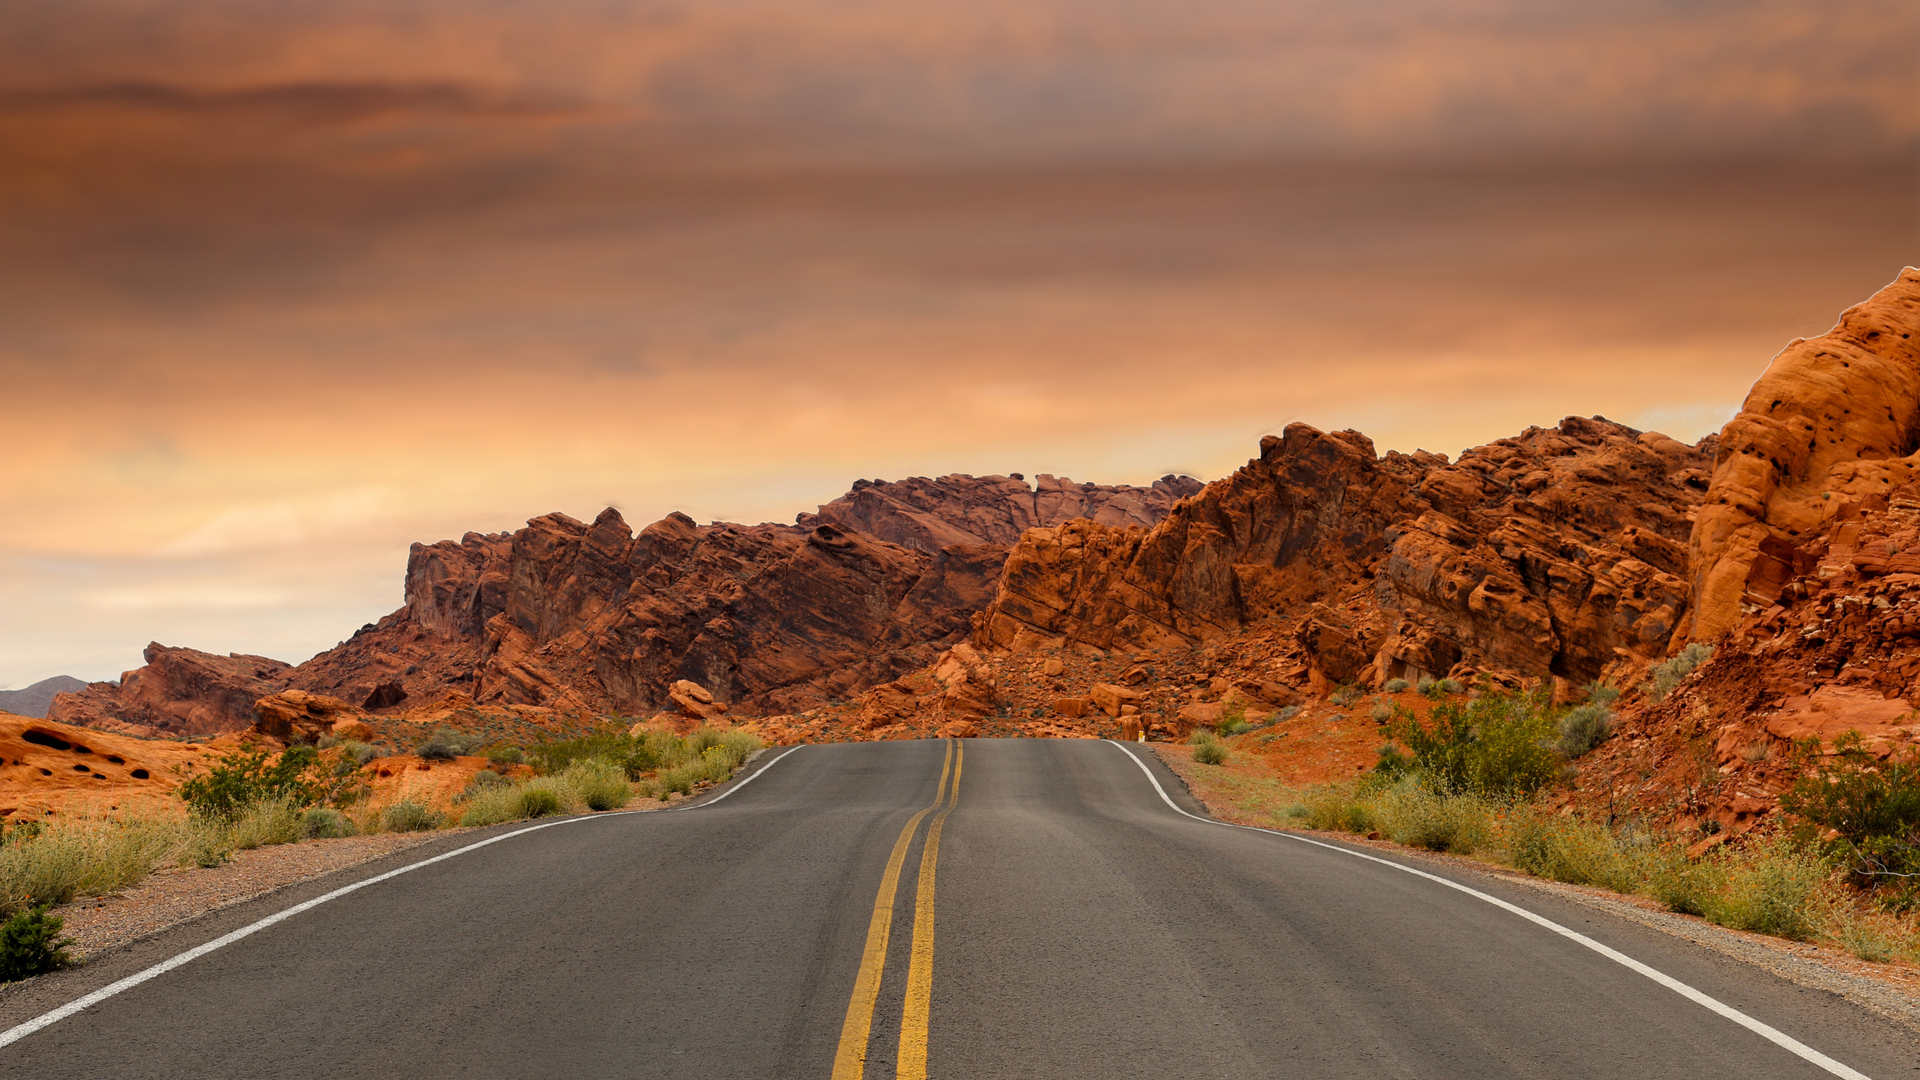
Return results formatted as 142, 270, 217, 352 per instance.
55, 473, 1197, 738
975, 417, 1714, 691
49, 644, 292, 737
1683, 267, 1920, 643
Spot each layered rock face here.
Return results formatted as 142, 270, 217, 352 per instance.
977, 418, 1714, 689
800, 473, 1203, 550
1683, 267, 1920, 643
48, 644, 292, 737
57, 473, 1195, 737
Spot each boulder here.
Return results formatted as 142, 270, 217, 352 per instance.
1089, 682, 1144, 717
253, 690, 372, 744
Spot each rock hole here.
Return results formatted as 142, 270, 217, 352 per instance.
70, 764, 89, 772
106, 755, 124, 764
21, 730, 72, 751
37, 768, 50, 777
130, 768, 149, 779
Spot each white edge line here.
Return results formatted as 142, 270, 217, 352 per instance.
0, 743, 807, 1051
1102, 740, 1875, 1080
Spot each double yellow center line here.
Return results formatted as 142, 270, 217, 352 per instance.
830, 740, 964, 1080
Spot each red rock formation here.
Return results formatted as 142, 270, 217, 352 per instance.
47, 644, 292, 738
54, 473, 1199, 741
976, 418, 1714, 690
801, 473, 1202, 550
1683, 267, 1920, 643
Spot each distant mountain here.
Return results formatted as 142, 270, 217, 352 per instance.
0, 675, 90, 718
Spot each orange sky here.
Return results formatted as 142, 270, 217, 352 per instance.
2, 0, 1917, 686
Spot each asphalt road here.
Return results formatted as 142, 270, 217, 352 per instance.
0, 738, 1912, 1079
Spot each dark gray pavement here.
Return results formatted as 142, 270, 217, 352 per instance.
0, 738, 1911, 1079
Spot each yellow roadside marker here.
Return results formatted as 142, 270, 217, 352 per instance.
829, 740, 953, 1080
897, 742, 962, 1080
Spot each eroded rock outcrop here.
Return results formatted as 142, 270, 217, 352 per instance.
801, 473, 1202, 551
48, 644, 292, 738
977, 418, 1715, 690
1683, 267, 1920, 643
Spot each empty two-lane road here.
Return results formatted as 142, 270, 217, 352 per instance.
0, 739, 1911, 1079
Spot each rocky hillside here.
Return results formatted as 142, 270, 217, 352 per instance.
50, 473, 1199, 738
975, 416, 1713, 694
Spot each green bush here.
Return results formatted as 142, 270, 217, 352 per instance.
0, 906, 73, 983
227, 797, 303, 850
1274, 706, 1301, 724
562, 758, 633, 812
1556, 703, 1615, 759
486, 746, 526, 771
178, 747, 325, 820
1383, 678, 1412, 694
1780, 734, 1920, 890
1583, 682, 1620, 707
1645, 642, 1713, 701
1507, 812, 1638, 892
1375, 784, 1495, 854
1390, 692, 1561, 797
513, 784, 565, 819
381, 801, 443, 833
0, 815, 184, 913
1645, 846, 1725, 916
416, 728, 483, 761
1330, 684, 1363, 708
1703, 837, 1826, 941
300, 807, 357, 840
1190, 731, 1227, 766
1369, 699, 1395, 724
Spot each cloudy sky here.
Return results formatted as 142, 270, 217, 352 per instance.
3, 0, 1916, 686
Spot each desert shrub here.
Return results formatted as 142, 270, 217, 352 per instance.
1780, 734, 1920, 890
455, 770, 509, 804
338, 740, 382, 766
1216, 699, 1251, 737
181, 819, 235, 869
0, 906, 73, 982
1375, 784, 1495, 855
300, 807, 357, 840
457, 786, 520, 827
1369, 699, 1395, 724
1508, 812, 1637, 892
1383, 678, 1412, 694
227, 797, 304, 850
0, 814, 185, 914
1645, 642, 1713, 701
381, 800, 443, 833
1274, 706, 1301, 724
1391, 692, 1561, 797
1556, 702, 1615, 759
513, 783, 566, 818
1298, 786, 1374, 833
1702, 836, 1826, 940
1190, 730, 1227, 766
1583, 682, 1620, 707
1330, 684, 1362, 708
562, 758, 633, 812
1827, 906, 1905, 963
178, 746, 326, 820
1644, 845, 1725, 916
416, 728, 484, 762
487, 746, 526, 771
